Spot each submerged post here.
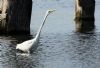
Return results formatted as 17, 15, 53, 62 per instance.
75, 0, 95, 20
0, 0, 32, 34
75, 20, 95, 32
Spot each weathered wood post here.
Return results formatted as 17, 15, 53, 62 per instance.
75, 0, 95, 20
0, 0, 3, 13
0, 0, 8, 32
75, 0, 95, 32
0, 0, 32, 34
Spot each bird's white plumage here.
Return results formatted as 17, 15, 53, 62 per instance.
16, 9, 55, 53
16, 38, 36, 53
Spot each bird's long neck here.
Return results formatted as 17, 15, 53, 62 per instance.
35, 12, 49, 39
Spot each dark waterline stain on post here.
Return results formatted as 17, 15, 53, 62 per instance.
75, 20, 95, 33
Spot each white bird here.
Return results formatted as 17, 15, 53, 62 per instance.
16, 9, 55, 53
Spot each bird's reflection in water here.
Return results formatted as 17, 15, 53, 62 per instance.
16, 52, 30, 56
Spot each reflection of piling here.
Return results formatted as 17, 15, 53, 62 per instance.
75, 0, 95, 20
0, 0, 32, 34
75, 20, 95, 33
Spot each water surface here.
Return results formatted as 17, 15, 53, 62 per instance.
0, 0, 100, 68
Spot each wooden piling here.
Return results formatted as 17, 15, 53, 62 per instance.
0, 0, 32, 34
75, 0, 95, 20
75, 0, 95, 32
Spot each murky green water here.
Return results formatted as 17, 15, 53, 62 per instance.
0, 0, 100, 68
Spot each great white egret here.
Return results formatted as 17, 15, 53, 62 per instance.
16, 9, 55, 53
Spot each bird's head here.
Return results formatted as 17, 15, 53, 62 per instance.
46, 9, 56, 15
